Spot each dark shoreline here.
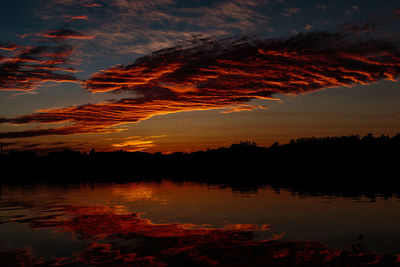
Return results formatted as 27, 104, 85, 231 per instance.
1, 133, 400, 198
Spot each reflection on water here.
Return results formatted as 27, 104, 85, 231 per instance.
1, 181, 400, 266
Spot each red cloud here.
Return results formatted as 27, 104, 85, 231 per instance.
37, 29, 94, 41
83, 3, 102, 8
21, 29, 94, 42
1, 30, 400, 138
0, 42, 18, 51
0, 43, 79, 91
85, 33, 400, 96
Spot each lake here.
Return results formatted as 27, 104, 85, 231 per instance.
1, 181, 400, 266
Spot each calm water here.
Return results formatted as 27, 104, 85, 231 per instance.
1, 181, 400, 265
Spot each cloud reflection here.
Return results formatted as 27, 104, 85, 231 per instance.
1, 204, 398, 266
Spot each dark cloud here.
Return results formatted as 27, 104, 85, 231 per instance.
0, 141, 17, 148
394, 9, 400, 19
282, 7, 300, 17
49, 141, 68, 146
316, 3, 327, 11
1, 29, 400, 138
20, 143, 42, 149
0, 126, 109, 138
0, 140, 74, 153
346, 5, 360, 15
0, 42, 79, 91
341, 21, 378, 35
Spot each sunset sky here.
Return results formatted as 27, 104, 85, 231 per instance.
1, 0, 400, 153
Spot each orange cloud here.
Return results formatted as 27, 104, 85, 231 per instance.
112, 139, 156, 152
224, 223, 270, 231
221, 105, 269, 113
63, 15, 89, 20
112, 140, 153, 147
1, 30, 400, 138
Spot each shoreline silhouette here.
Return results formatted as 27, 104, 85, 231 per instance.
1, 133, 400, 197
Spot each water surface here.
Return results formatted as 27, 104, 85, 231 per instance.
1, 181, 399, 265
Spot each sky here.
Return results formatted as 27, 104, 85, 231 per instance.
0, 0, 400, 153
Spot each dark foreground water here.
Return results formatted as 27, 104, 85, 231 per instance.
1, 181, 400, 266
